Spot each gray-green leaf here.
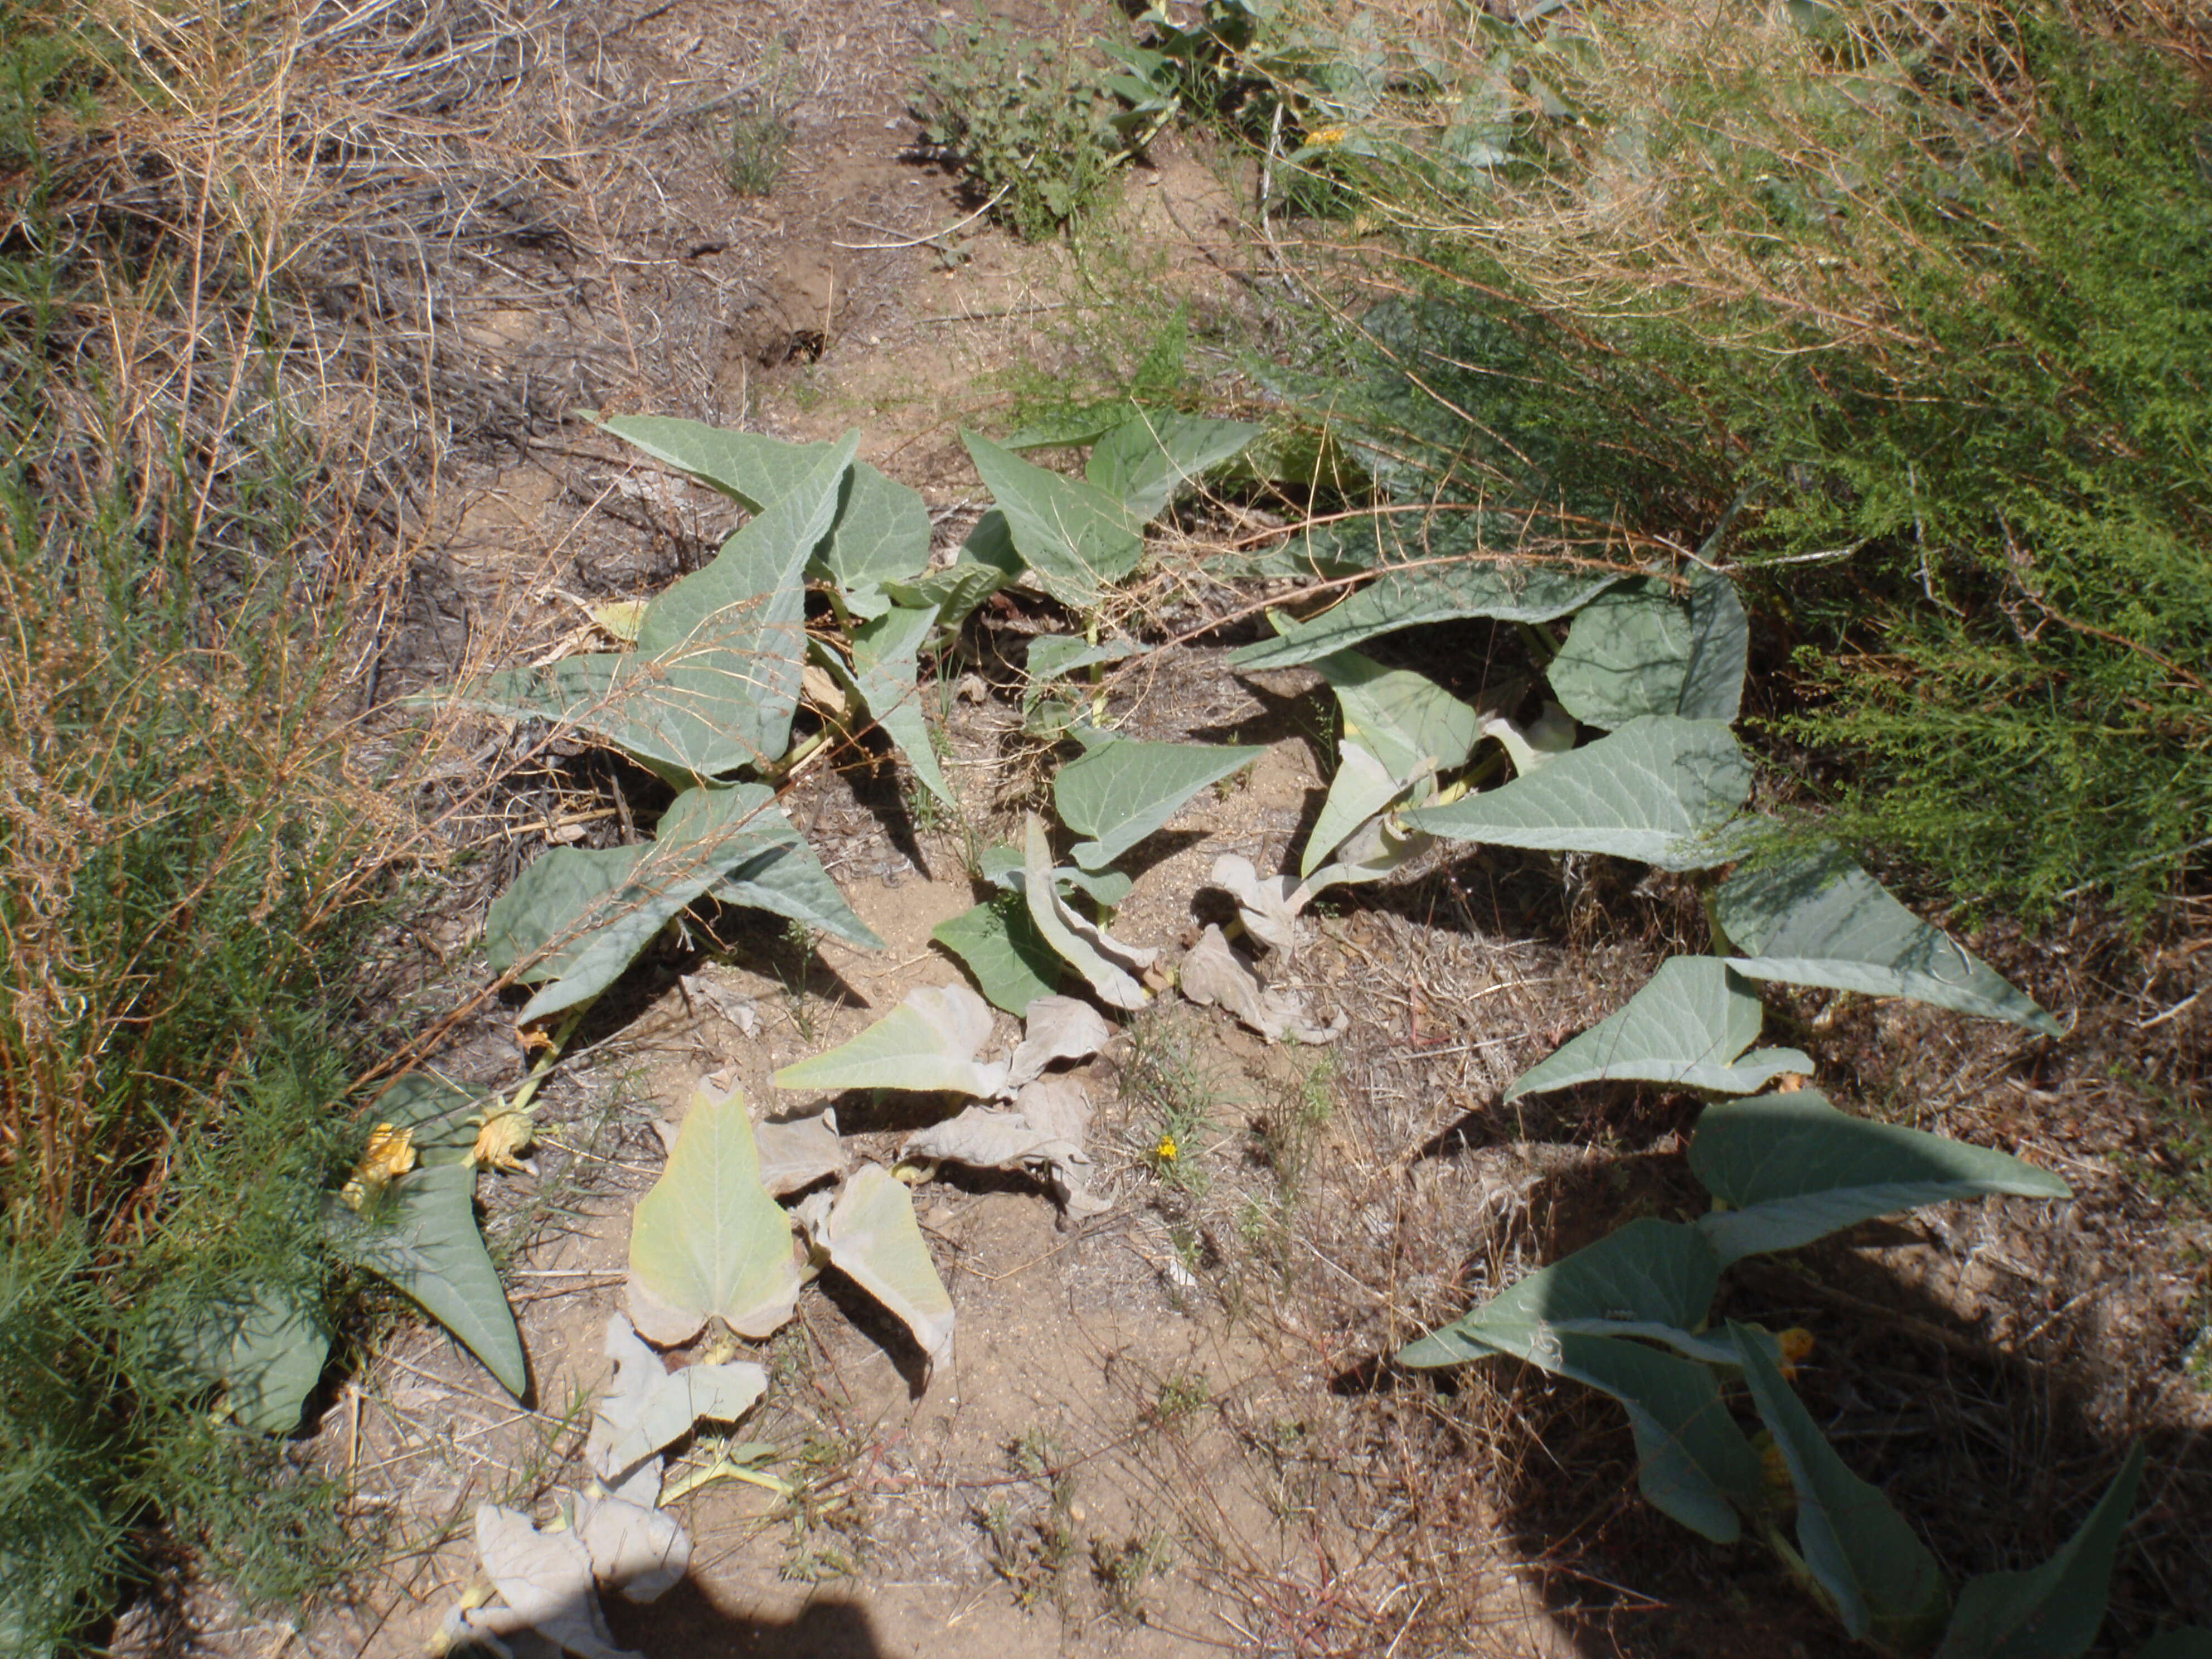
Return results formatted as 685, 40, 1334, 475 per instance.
1085, 411, 1261, 521
830, 605, 954, 809
171, 1283, 328, 1434
1314, 650, 1486, 782
1401, 1226, 1758, 1544
334, 1162, 526, 1396
932, 894, 1065, 1016
1404, 715, 1752, 871
1937, 1442, 2142, 1659
962, 429, 1142, 608
1548, 578, 1695, 730
629, 433, 855, 770
1229, 562, 1618, 670
1506, 957, 1811, 1102
1714, 845, 2063, 1034
1733, 1320, 1951, 1648
1302, 739, 1404, 877
1054, 738, 1264, 870
1690, 1090, 2070, 1267
593, 415, 927, 615
1025, 634, 1141, 711
1677, 567, 1748, 723
488, 784, 838, 1024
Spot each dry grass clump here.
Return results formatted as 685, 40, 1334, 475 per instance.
0, 0, 603, 1640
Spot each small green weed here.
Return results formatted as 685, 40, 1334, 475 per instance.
1148, 1372, 1211, 1426
916, 18, 1124, 241
1126, 1009, 1220, 1196
1091, 1530, 1173, 1624
979, 1429, 1078, 1607
726, 41, 803, 196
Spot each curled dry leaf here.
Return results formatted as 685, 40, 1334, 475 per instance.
813, 1164, 957, 1362
1007, 995, 1112, 1088
905, 1100, 1109, 1218
1012, 1075, 1094, 1144
1208, 853, 1304, 959
584, 1313, 768, 1502
1178, 925, 1345, 1046
754, 1109, 848, 1196
447, 1505, 641, 1659
1022, 813, 1153, 1011
574, 1492, 691, 1605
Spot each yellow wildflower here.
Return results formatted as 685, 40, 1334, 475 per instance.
1156, 1134, 1178, 1163
1307, 124, 1348, 147
472, 1108, 535, 1173
341, 1123, 416, 1210
1778, 1327, 1815, 1380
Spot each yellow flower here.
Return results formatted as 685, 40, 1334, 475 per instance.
1307, 124, 1349, 147
1155, 1134, 1178, 1163
472, 1108, 535, 1173
1754, 1431, 1795, 1505
341, 1123, 416, 1210
1778, 1327, 1815, 1380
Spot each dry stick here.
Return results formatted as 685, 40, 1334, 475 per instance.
831, 182, 1010, 251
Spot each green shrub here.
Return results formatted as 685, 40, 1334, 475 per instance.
1239, 0, 2212, 918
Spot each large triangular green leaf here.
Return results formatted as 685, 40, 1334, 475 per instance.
626, 1078, 803, 1346
590, 415, 807, 509
333, 1162, 526, 1396
1506, 958, 1812, 1102
1733, 1321, 1951, 1648
1229, 562, 1618, 670
1714, 846, 2062, 1035
881, 560, 1006, 632
630, 433, 856, 772
1677, 567, 1748, 724
1313, 650, 1485, 783
815, 1165, 955, 1361
828, 605, 954, 809
1400, 1226, 1758, 1543
1548, 578, 1695, 730
1302, 739, 1405, 877
1398, 1218, 1723, 1359
594, 415, 928, 615
170, 1282, 329, 1433
486, 784, 816, 1025
772, 984, 1008, 1097
1937, 1443, 2142, 1659
812, 465, 932, 617
434, 438, 853, 777
1085, 411, 1261, 521
962, 429, 1142, 608
1024, 634, 1141, 712
698, 785, 881, 950
1054, 738, 1265, 870
1403, 715, 1752, 870
1690, 1090, 2071, 1267
932, 894, 1064, 1015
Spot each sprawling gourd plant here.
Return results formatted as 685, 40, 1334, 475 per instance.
179, 399, 2198, 1655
